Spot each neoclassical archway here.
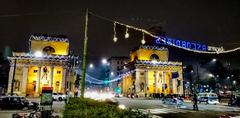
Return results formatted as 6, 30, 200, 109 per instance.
150, 54, 159, 60
43, 46, 55, 55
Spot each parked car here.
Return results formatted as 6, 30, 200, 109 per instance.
198, 93, 219, 105
52, 93, 67, 101
0, 96, 39, 110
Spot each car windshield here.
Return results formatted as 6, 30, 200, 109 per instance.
208, 97, 218, 100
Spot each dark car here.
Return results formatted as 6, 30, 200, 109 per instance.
0, 96, 39, 110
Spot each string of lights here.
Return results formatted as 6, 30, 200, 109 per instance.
88, 11, 240, 54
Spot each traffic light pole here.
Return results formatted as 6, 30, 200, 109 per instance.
80, 8, 89, 98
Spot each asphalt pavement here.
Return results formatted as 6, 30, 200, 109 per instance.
114, 97, 240, 115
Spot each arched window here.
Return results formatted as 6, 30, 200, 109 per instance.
150, 54, 159, 60
43, 46, 55, 54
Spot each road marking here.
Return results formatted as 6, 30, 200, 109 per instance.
140, 108, 194, 114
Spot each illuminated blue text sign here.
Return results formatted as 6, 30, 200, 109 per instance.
155, 37, 208, 51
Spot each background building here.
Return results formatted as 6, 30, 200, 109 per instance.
121, 45, 183, 97
7, 35, 77, 97
108, 57, 129, 91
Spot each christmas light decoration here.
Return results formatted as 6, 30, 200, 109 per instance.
141, 32, 146, 44
113, 22, 118, 42
125, 27, 129, 38
88, 11, 240, 54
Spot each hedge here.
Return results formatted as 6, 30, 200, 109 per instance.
63, 98, 148, 118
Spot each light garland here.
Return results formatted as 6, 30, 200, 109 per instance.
114, 21, 240, 54
88, 11, 240, 54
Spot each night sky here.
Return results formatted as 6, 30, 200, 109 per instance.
0, 0, 240, 65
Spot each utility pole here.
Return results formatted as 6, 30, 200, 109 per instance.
80, 8, 89, 98
10, 58, 17, 96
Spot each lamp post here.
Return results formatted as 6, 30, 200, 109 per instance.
80, 8, 89, 98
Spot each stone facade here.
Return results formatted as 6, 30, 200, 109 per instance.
7, 35, 77, 97
121, 45, 183, 97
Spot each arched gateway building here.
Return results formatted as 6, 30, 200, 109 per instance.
121, 45, 183, 97
7, 35, 77, 97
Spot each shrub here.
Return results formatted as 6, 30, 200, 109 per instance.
63, 98, 147, 118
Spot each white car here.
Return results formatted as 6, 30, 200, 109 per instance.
52, 93, 67, 101
207, 97, 220, 105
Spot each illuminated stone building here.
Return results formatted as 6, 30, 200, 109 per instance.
7, 35, 77, 97
121, 45, 183, 97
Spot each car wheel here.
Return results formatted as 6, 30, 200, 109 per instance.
59, 97, 63, 101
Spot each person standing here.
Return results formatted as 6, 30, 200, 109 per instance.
193, 93, 198, 110
218, 94, 221, 103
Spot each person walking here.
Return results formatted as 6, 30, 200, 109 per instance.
193, 93, 198, 110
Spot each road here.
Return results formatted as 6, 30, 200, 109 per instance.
114, 97, 240, 115
1, 97, 240, 118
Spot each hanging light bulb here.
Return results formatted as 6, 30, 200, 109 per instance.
141, 33, 146, 44
113, 22, 117, 43
125, 27, 129, 38
113, 37, 118, 42
141, 39, 146, 44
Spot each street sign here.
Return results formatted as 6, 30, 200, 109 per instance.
40, 87, 53, 106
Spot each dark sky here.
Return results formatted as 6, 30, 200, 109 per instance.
0, 0, 240, 64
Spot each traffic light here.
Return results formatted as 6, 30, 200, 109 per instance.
104, 80, 109, 85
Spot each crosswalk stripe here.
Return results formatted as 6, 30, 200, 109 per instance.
139, 108, 193, 114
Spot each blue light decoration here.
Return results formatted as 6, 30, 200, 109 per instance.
155, 37, 208, 51
114, 86, 121, 94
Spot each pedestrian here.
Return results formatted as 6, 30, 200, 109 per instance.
193, 93, 198, 111
218, 94, 221, 103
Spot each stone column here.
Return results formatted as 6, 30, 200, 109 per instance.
61, 68, 67, 93
7, 66, 14, 93
154, 71, 157, 93
178, 69, 184, 94
163, 71, 166, 95
135, 69, 140, 93
50, 66, 54, 87
21, 66, 28, 96
156, 71, 160, 93
145, 70, 148, 94
36, 66, 41, 94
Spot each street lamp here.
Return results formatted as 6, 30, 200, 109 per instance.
208, 73, 214, 78
89, 63, 94, 68
110, 72, 114, 76
212, 58, 217, 62
233, 80, 236, 85
102, 58, 107, 65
